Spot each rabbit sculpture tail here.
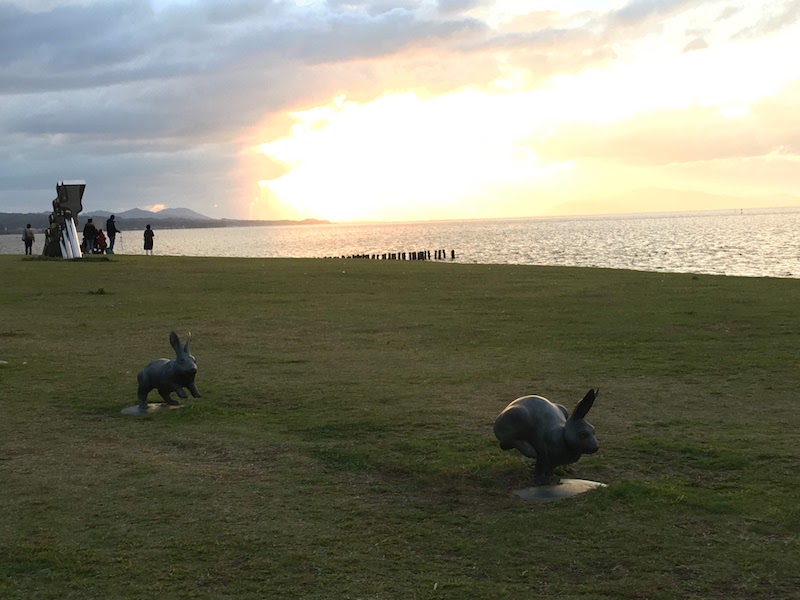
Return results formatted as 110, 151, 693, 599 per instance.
137, 331, 201, 409
494, 388, 599, 486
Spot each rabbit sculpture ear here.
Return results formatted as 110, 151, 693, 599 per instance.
184, 334, 192, 355
169, 331, 182, 355
571, 388, 598, 421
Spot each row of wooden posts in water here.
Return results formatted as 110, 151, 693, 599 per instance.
332, 249, 456, 261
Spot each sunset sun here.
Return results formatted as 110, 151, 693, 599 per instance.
252, 89, 574, 222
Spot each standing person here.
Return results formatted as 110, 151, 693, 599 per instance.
143, 224, 155, 255
106, 215, 120, 253
22, 223, 35, 255
83, 218, 97, 253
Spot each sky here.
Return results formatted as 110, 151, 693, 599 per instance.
1, 0, 799, 222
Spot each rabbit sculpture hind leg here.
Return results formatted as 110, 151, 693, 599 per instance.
158, 384, 188, 405
501, 439, 538, 459
136, 387, 150, 410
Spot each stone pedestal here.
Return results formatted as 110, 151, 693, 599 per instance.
121, 403, 182, 415
513, 478, 606, 501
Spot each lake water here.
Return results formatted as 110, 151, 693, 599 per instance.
2, 208, 799, 279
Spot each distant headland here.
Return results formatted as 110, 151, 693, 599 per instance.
0, 207, 329, 233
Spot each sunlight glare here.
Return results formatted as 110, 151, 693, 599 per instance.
257, 46, 754, 222
250, 8, 800, 222
256, 90, 572, 222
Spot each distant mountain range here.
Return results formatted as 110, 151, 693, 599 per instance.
0, 207, 328, 232
84, 207, 214, 221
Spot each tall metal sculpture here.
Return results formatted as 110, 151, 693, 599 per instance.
43, 180, 86, 258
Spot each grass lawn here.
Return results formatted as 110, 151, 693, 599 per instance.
1, 254, 799, 599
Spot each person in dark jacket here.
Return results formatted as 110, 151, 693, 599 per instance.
143, 224, 155, 255
106, 215, 120, 252
83, 218, 98, 253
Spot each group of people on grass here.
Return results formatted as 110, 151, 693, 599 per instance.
22, 215, 156, 256
81, 215, 121, 254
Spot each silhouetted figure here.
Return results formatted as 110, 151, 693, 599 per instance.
143, 224, 155, 255
83, 218, 97, 253
106, 215, 120, 252
22, 223, 35, 255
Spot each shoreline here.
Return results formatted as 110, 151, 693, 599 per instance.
1, 253, 797, 282
2, 209, 797, 280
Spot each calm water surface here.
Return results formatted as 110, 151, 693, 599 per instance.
3, 209, 799, 279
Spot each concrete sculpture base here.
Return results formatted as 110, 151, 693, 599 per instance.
513, 478, 606, 501
121, 403, 183, 415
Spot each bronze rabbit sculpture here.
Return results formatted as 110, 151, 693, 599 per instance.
137, 331, 201, 410
494, 389, 599, 485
